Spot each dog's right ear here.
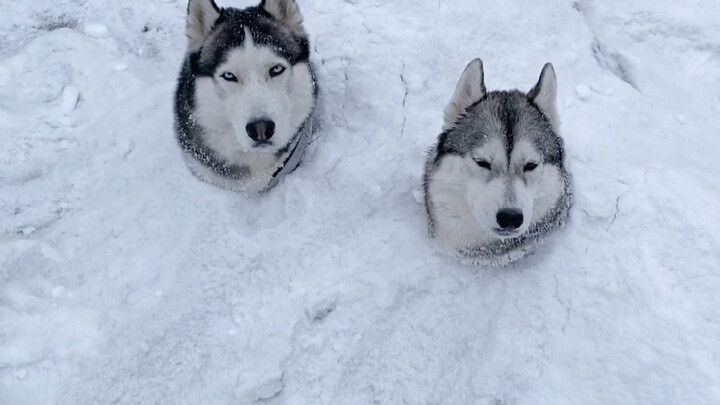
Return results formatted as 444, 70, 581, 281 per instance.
187, 0, 221, 51
528, 63, 559, 132
261, 0, 305, 34
444, 59, 486, 130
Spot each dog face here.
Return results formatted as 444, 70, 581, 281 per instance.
185, 0, 315, 155
433, 59, 565, 240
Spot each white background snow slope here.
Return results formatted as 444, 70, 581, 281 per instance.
1, 0, 719, 403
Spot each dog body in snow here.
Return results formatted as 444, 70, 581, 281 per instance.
424, 59, 572, 266
174, 0, 318, 193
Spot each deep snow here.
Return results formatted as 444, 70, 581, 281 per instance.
1, 0, 719, 404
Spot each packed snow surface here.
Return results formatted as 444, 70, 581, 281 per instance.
1, 0, 719, 404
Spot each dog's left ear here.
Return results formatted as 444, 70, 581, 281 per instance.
528, 63, 559, 132
261, 0, 305, 34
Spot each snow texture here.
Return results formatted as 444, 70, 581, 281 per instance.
1, 0, 719, 404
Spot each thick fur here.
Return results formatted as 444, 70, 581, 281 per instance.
424, 59, 572, 266
175, 0, 318, 193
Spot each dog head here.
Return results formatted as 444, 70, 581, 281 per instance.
438, 59, 564, 240
185, 0, 315, 154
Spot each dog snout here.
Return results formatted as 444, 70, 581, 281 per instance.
246, 119, 275, 142
496, 208, 524, 230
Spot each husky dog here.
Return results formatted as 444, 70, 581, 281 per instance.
424, 59, 572, 266
174, 0, 318, 193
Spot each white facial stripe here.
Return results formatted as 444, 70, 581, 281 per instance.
244, 26, 254, 47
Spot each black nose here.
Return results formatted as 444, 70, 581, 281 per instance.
246, 119, 275, 142
496, 209, 524, 230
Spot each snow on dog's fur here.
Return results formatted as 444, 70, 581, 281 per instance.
424, 59, 572, 266
174, 0, 318, 193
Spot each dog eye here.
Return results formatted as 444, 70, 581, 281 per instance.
221, 72, 237, 82
475, 160, 491, 170
269, 64, 286, 77
524, 162, 539, 172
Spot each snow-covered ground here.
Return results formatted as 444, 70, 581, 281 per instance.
2, 0, 719, 403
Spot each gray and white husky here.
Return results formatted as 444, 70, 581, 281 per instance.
424, 59, 572, 266
174, 0, 318, 193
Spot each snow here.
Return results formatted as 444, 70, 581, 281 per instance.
574, 84, 592, 100
60, 86, 80, 115
1, 0, 719, 404
83, 23, 109, 39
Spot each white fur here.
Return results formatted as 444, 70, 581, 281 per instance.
186, 0, 220, 51
530, 164, 564, 226
428, 138, 564, 250
443, 59, 486, 130
183, 152, 276, 193
192, 28, 315, 183
429, 155, 496, 249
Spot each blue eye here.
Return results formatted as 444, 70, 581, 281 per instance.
221, 72, 237, 82
269, 64, 286, 77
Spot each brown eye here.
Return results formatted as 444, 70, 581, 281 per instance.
524, 162, 539, 172
221, 72, 237, 82
475, 160, 491, 170
269, 64, 286, 77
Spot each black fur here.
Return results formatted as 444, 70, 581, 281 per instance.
191, 6, 310, 77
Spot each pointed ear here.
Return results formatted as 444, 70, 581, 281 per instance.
528, 63, 559, 132
443, 59, 486, 130
261, 0, 305, 34
187, 0, 221, 51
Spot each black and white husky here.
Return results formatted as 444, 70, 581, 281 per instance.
174, 0, 318, 193
424, 59, 572, 266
